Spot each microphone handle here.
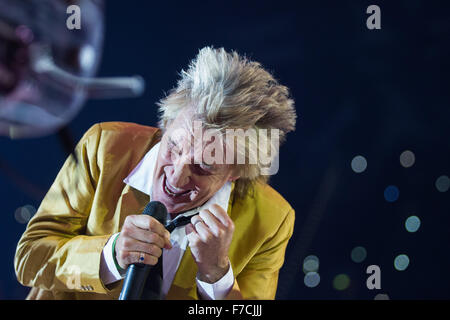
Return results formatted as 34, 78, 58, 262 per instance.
118, 263, 152, 300
118, 201, 167, 300
141, 257, 163, 300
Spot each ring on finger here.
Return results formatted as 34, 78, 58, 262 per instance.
139, 252, 145, 263
192, 216, 203, 227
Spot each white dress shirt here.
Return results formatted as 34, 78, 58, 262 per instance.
99, 142, 234, 299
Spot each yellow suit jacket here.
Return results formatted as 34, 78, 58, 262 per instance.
14, 122, 295, 300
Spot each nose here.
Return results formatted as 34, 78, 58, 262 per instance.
167, 155, 191, 189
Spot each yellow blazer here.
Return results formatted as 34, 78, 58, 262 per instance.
14, 122, 295, 300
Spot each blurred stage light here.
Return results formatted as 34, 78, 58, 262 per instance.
400, 150, 415, 168
304, 272, 320, 288
384, 185, 399, 202
351, 155, 367, 173
14, 204, 36, 224
394, 254, 410, 271
332, 274, 350, 291
351, 246, 367, 263
303, 255, 319, 273
0, 0, 145, 139
405, 215, 421, 233
79, 44, 96, 71
435, 175, 450, 192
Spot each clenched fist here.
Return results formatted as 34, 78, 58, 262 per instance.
115, 214, 172, 270
186, 204, 235, 283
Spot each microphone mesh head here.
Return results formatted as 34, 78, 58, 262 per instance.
142, 201, 167, 224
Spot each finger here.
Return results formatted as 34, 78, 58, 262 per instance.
186, 225, 201, 245
193, 219, 213, 242
126, 251, 159, 266
127, 215, 171, 241
121, 238, 163, 258
191, 215, 207, 233
124, 215, 172, 248
208, 204, 232, 228
199, 209, 222, 237
190, 214, 203, 228
185, 223, 196, 236
121, 226, 166, 249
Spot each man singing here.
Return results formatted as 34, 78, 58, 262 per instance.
14, 47, 297, 300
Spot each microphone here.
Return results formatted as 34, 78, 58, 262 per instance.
119, 201, 168, 300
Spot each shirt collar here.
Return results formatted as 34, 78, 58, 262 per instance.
123, 142, 232, 224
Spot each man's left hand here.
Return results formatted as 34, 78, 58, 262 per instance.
185, 203, 234, 283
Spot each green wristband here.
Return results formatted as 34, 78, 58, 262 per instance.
112, 234, 125, 273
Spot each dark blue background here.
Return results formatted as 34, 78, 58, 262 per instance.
1, 0, 449, 299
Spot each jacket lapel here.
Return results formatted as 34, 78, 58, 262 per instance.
114, 184, 150, 231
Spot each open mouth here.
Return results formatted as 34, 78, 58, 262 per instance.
163, 175, 191, 197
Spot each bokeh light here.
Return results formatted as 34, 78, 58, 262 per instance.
351, 246, 367, 263
303, 255, 319, 273
304, 272, 320, 288
399, 150, 415, 168
333, 274, 350, 291
394, 254, 410, 271
405, 215, 421, 233
384, 185, 399, 202
14, 205, 36, 224
435, 175, 450, 192
351, 155, 367, 173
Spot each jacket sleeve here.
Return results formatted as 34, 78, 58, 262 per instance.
232, 208, 295, 300
14, 123, 112, 294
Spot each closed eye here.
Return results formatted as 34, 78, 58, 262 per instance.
167, 138, 182, 155
192, 164, 212, 176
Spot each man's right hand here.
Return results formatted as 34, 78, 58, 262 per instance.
115, 215, 172, 270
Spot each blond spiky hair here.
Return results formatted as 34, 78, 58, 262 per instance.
157, 46, 297, 197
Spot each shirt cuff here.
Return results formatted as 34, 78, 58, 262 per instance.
99, 233, 126, 285
196, 262, 234, 300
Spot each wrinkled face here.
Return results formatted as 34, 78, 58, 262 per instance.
151, 109, 238, 216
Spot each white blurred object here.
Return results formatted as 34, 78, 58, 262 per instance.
0, 0, 145, 138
